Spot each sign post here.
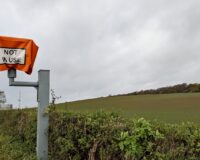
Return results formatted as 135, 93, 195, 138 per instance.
37, 70, 49, 159
1, 36, 49, 160
8, 69, 49, 160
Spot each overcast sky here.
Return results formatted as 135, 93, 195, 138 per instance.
0, 0, 200, 108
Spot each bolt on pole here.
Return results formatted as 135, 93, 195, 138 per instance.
8, 69, 50, 160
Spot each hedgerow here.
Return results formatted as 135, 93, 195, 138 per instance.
0, 109, 200, 160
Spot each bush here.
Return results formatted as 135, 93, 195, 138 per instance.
0, 109, 200, 160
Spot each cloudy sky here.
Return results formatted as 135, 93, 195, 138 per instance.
0, 0, 200, 108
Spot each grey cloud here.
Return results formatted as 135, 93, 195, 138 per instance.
0, 0, 200, 107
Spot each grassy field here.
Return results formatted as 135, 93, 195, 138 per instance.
56, 93, 200, 123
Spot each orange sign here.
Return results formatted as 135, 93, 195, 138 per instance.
0, 36, 38, 74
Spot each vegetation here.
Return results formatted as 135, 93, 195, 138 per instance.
0, 109, 36, 160
1, 84, 200, 159
120, 83, 200, 96
57, 93, 200, 123
0, 109, 200, 160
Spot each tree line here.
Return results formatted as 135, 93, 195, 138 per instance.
121, 83, 200, 96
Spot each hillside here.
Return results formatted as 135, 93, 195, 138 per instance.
56, 92, 200, 123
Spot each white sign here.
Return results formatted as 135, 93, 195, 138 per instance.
0, 48, 26, 64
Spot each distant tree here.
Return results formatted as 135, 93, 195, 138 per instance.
0, 91, 6, 104
188, 83, 200, 92
119, 83, 200, 96
50, 89, 61, 105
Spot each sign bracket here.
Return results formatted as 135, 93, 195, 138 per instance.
8, 69, 38, 87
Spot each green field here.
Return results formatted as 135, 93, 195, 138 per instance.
56, 93, 200, 123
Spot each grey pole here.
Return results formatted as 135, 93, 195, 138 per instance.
37, 70, 50, 160
7, 69, 50, 160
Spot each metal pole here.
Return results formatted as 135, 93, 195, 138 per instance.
8, 69, 50, 160
37, 70, 49, 160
